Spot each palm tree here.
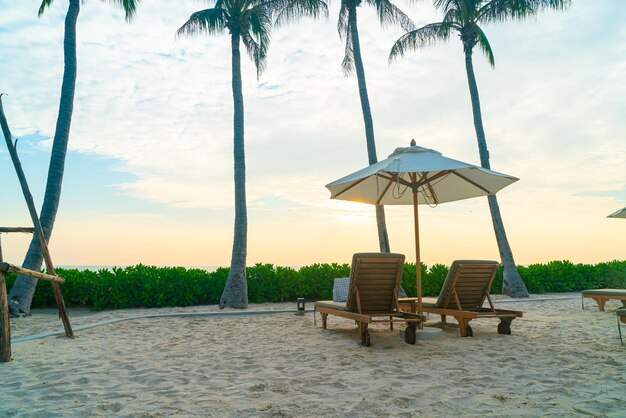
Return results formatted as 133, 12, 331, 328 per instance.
178, 0, 328, 309
338, 0, 413, 253
390, 0, 570, 297
8, 0, 140, 317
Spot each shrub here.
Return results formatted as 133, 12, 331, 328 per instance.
0, 260, 623, 310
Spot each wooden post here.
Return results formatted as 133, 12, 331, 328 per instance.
411, 176, 422, 316
0, 95, 73, 338
0, 269, 11, 363
38, 243, 73, 337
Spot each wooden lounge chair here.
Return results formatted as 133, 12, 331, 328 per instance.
581, 289, 626, 312
399, 260, 523, 337
315, 253, 424, 346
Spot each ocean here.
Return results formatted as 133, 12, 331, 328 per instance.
57, 265, 222, 272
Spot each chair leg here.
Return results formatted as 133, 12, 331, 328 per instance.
359, 323, 370, 347
619, 316, 624, 346
321, 313, 328, 330
598, 299, 606, 312
390, 316, 393, 331
497, 318, 513, 335
458, 317, 472, 337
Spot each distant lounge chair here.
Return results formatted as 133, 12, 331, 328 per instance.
315, 253, 424, 346
581, 289, 626, 312
399, 260, 523, 337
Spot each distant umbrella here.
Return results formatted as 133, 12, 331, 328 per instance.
608, 207, 626, 219
326, 141, 519, 313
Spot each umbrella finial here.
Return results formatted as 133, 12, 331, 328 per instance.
410, 139, 416, 146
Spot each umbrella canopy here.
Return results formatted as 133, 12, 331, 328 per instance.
608, 207, 626, 219
327, 144, 518, 205
326, 143, 519, 313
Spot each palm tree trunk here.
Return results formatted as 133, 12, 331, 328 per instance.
463, 45, 528, 297
348, 4, 390, 253
8, 0, 80, 316
220, 28, 249, 309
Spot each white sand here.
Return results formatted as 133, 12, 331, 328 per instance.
1, 294, 625, 417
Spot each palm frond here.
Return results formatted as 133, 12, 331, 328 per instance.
242, 5, 272, 77
442, 4, 462, 26
337, 3, 349, 39
38, 0, 54, 17
456, 0, 479, 24
389, 22, 452, 63
364, 0, 414, 32
104, 0, 141, 22
537, 0, 571, 10
341, 23, 354, 75
478, 0, 534, 22
270, 0, 329, 27
241, 31, 267, 78
177, 8, 229, 38
475, 24, 495, 67
433, 0, 458, 11
478, 0, 570, 23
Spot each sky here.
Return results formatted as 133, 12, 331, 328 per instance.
0, 0, 624, 268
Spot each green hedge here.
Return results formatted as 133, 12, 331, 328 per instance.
3, 260, 625, 310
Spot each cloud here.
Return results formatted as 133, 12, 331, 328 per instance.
1, 0, 624, 265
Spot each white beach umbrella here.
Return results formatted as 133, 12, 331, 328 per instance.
608, 207, 626, 219
326, 141, 519, 313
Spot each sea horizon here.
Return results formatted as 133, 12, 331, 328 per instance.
56, 265, 305, 272
57, 265, 222, 272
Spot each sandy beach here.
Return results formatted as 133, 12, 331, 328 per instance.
1, 294, 625, 417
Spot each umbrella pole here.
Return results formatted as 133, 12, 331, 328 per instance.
413, 191, 422, 316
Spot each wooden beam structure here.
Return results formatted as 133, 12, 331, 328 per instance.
0, 263, 65, 283
0, 95, 75, 362
0, 227, 36, 233
0, 263, 67, 362
0, 269, 10, 363
1, 96, 73, 339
